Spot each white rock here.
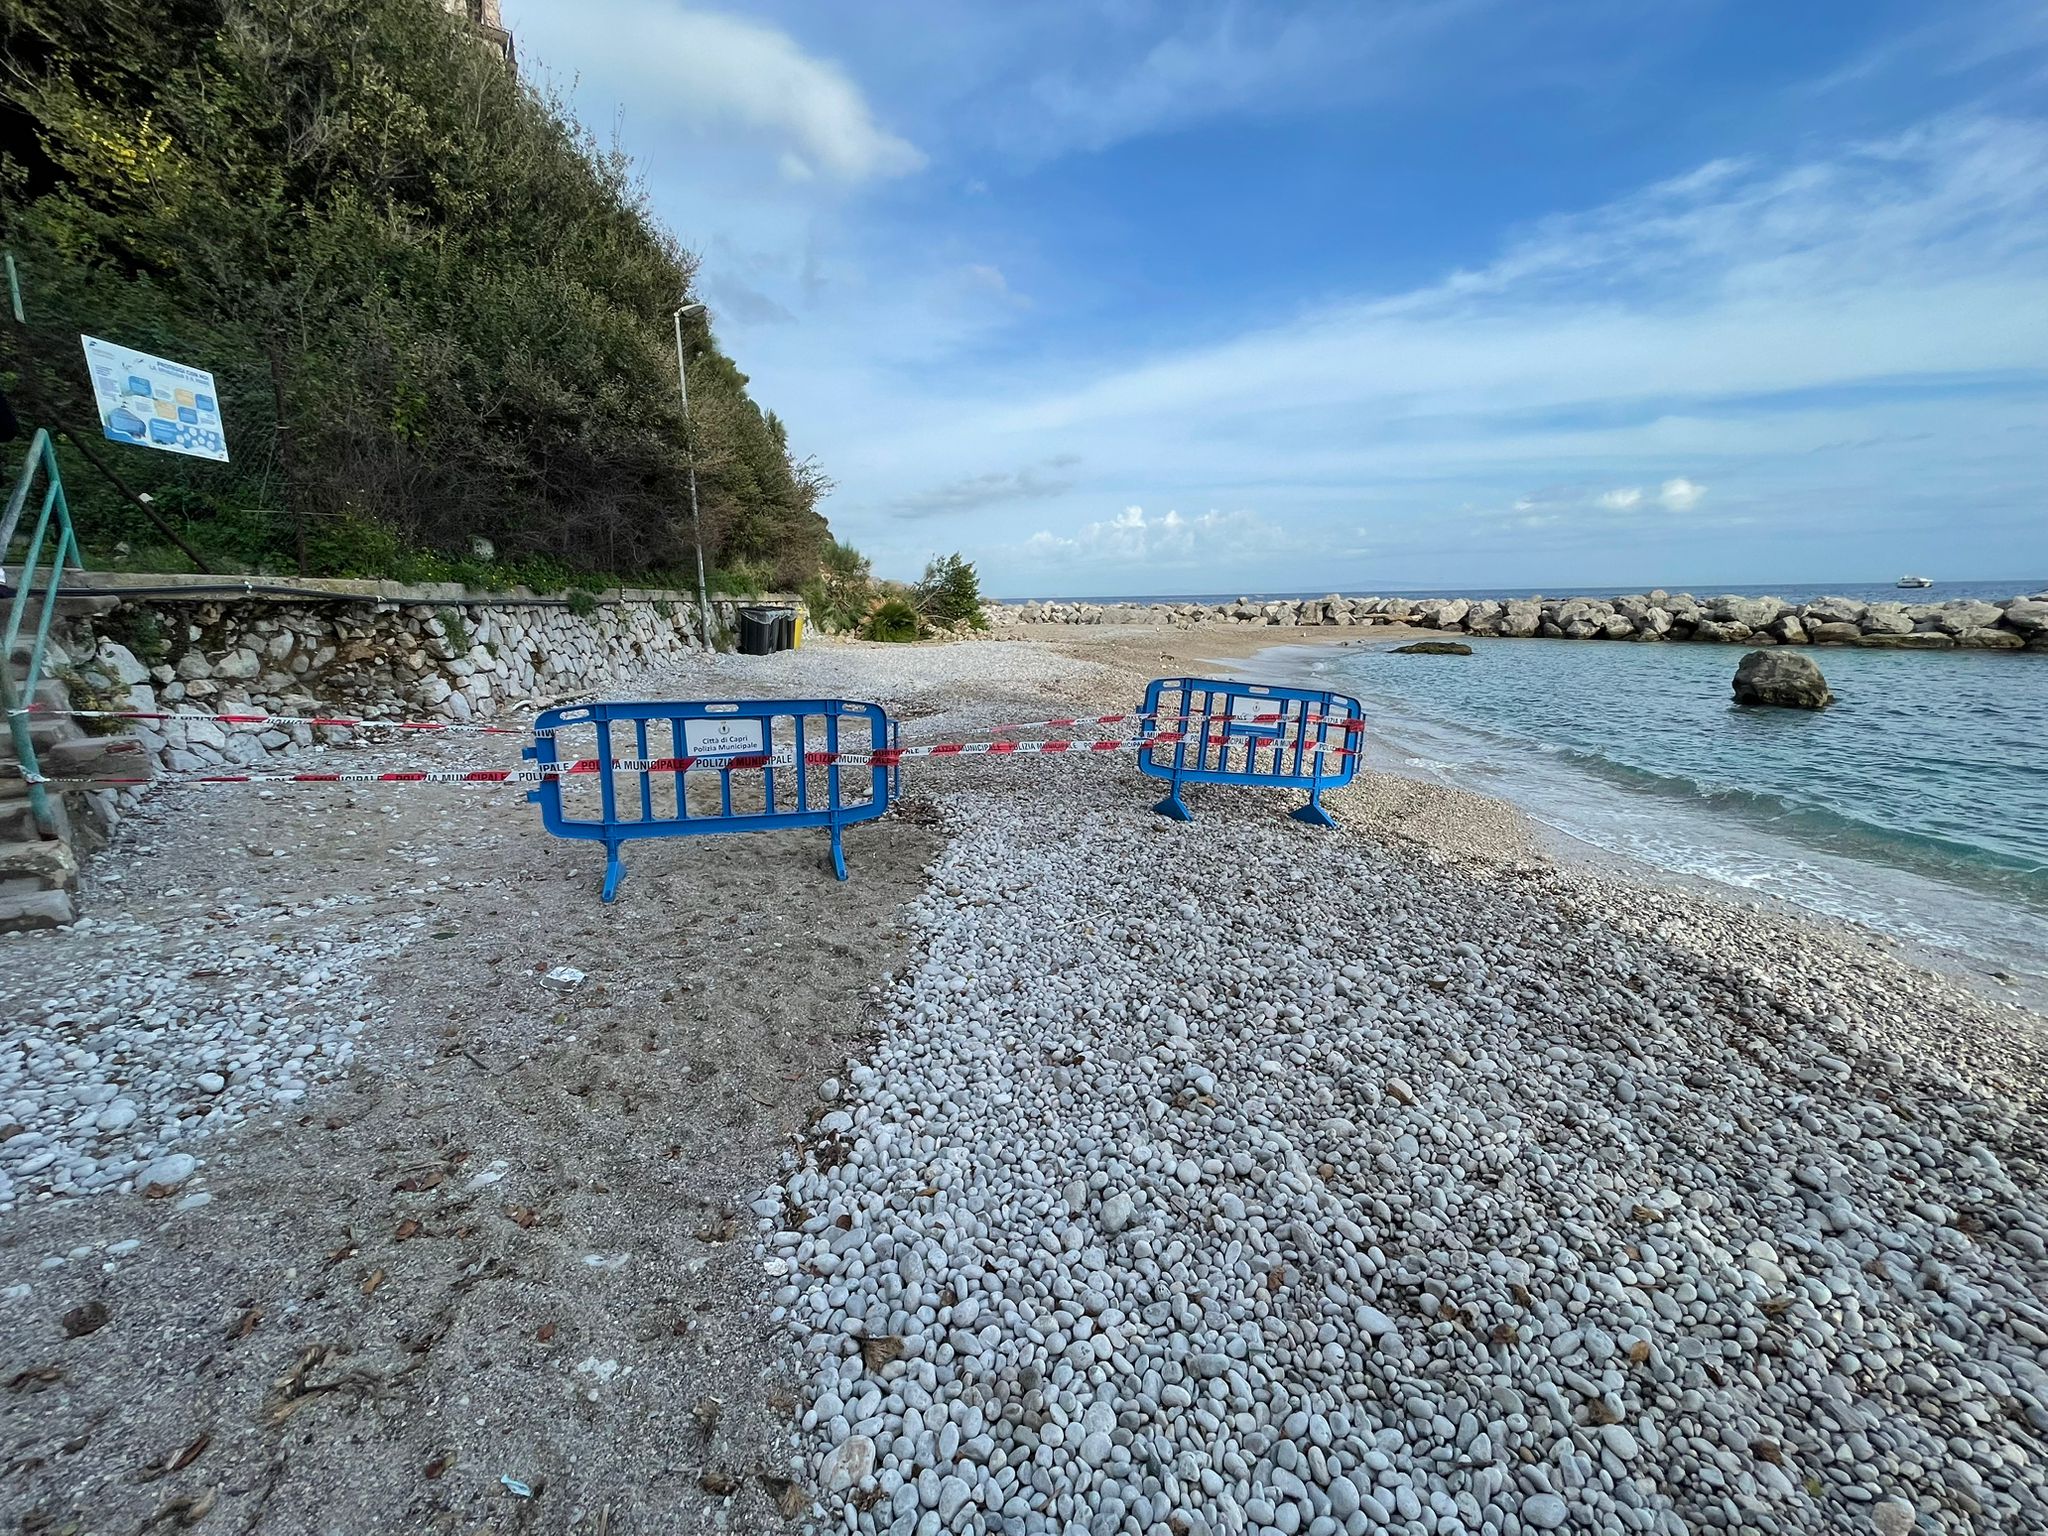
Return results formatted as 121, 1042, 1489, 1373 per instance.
822, 1434, 876, 1492
136, 1153, 197, 1195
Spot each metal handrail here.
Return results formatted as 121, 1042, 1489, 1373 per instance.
2, 428, 83, 837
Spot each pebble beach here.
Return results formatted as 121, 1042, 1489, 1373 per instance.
768, 664, 2048, 1536
2, 631, 2044, 1535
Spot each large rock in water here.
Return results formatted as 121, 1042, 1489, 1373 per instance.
1733, 650, 1833, 709
1391, 640, 1473, 655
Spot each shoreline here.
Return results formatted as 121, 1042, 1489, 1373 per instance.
1017, 621, 2048, 1013
772, 635, 2048, 1536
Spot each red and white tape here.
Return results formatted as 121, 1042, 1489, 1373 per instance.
990, 710, 1365, 736
9, 703, 530, 736
17, 703, 1368, 745
10, 728, 1362, 789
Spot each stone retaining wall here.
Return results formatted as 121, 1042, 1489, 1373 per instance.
4, 582, 808, 928
989, 591, 2048, 650
50, 585, 804, 775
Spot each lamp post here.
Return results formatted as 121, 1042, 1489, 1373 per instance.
673, 300, 714, 646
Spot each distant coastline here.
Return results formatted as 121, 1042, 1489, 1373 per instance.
989, 587, 2048, 651
996, 580, 2044, 605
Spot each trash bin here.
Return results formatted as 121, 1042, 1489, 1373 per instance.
772, 608, 796, 651
738, 606, 780, 656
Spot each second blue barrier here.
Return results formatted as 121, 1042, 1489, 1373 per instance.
1135, 676, 1364, 826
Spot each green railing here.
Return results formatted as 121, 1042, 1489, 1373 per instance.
2, 428, 82, 838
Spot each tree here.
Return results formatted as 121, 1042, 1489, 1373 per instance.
913, 552, 986, 629
0, 0, 835, 584
800, 538, 874, 632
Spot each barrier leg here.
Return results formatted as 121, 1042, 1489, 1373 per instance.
1291, 784, 1337, 828
1151, 784, 1194, 821
828, 822, 849, 881
601, 843, 627, 902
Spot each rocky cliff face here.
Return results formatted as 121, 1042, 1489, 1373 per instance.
988, 591, 2048, 650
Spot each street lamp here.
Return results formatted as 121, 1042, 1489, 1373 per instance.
673, 300, 714, 646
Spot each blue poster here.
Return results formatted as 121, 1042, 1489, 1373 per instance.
81, 335, 230, 462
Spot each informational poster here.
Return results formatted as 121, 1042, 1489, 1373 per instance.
682, 716, 796, 766
80, 335, 230, 461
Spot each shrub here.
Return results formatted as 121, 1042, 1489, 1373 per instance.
100, 605, 171, 667
800, 540, 876, 633
914, 553, 986, 629
565, 590, 599, 618
708, 562, 772, 598
436, 608, 473, 656
864, 599, 922, 643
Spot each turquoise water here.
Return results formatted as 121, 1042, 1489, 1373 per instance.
1282, 639, 2048, 983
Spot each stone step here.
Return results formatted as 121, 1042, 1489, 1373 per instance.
53, 593, 119, 620
0, 836, 79, 891
7, 637, 74, 676
0, 784, 71, 843
38, 735, 152, 782
0, 878, 78, 932
2, 716, 81, 765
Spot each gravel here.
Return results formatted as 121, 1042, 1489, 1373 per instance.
0, 891, 402, 1212
763, 757, 2048, 1536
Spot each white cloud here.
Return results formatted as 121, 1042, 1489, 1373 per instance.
1000, 0, 1556, 163
513, 3, 923, 183
781, 111, 2048, 588
1659, 477, 1706, 511
980, 116, 2048, 441
1594, 481, 1702, 512
1021, 506, 1290, 568
895, 457, 1080, 519
504, 0, 2048, 590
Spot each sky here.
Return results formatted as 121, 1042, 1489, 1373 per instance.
502, 0, 2048, 597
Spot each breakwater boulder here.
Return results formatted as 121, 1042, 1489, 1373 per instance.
1733, 650, 1834, 709
985, 590, 2048, 650
1391, 640, 1473, 655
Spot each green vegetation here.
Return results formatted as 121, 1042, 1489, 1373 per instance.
707, 560, 773, 599
801, 539, 876, 633
913, 552, 987, 629
434, 607, 472, 657
0, 0, 832, 587
863, 599, 922, 643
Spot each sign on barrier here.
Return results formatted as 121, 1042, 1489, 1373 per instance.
526, 698, 896, 899
1135, 677, 1364, 827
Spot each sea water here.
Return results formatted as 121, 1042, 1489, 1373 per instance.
1279, 638, 2048, 985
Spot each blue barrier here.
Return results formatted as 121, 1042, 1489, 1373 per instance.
526, 698, 896, 899
1136, 677, 1364, 827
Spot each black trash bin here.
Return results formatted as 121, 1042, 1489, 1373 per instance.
771, 607, 796, 651
738, 606, 779, 656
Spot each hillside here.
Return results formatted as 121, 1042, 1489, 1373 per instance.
0, 0, 831, 589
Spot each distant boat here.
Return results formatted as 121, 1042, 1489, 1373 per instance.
1896, 575, 1933, 589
